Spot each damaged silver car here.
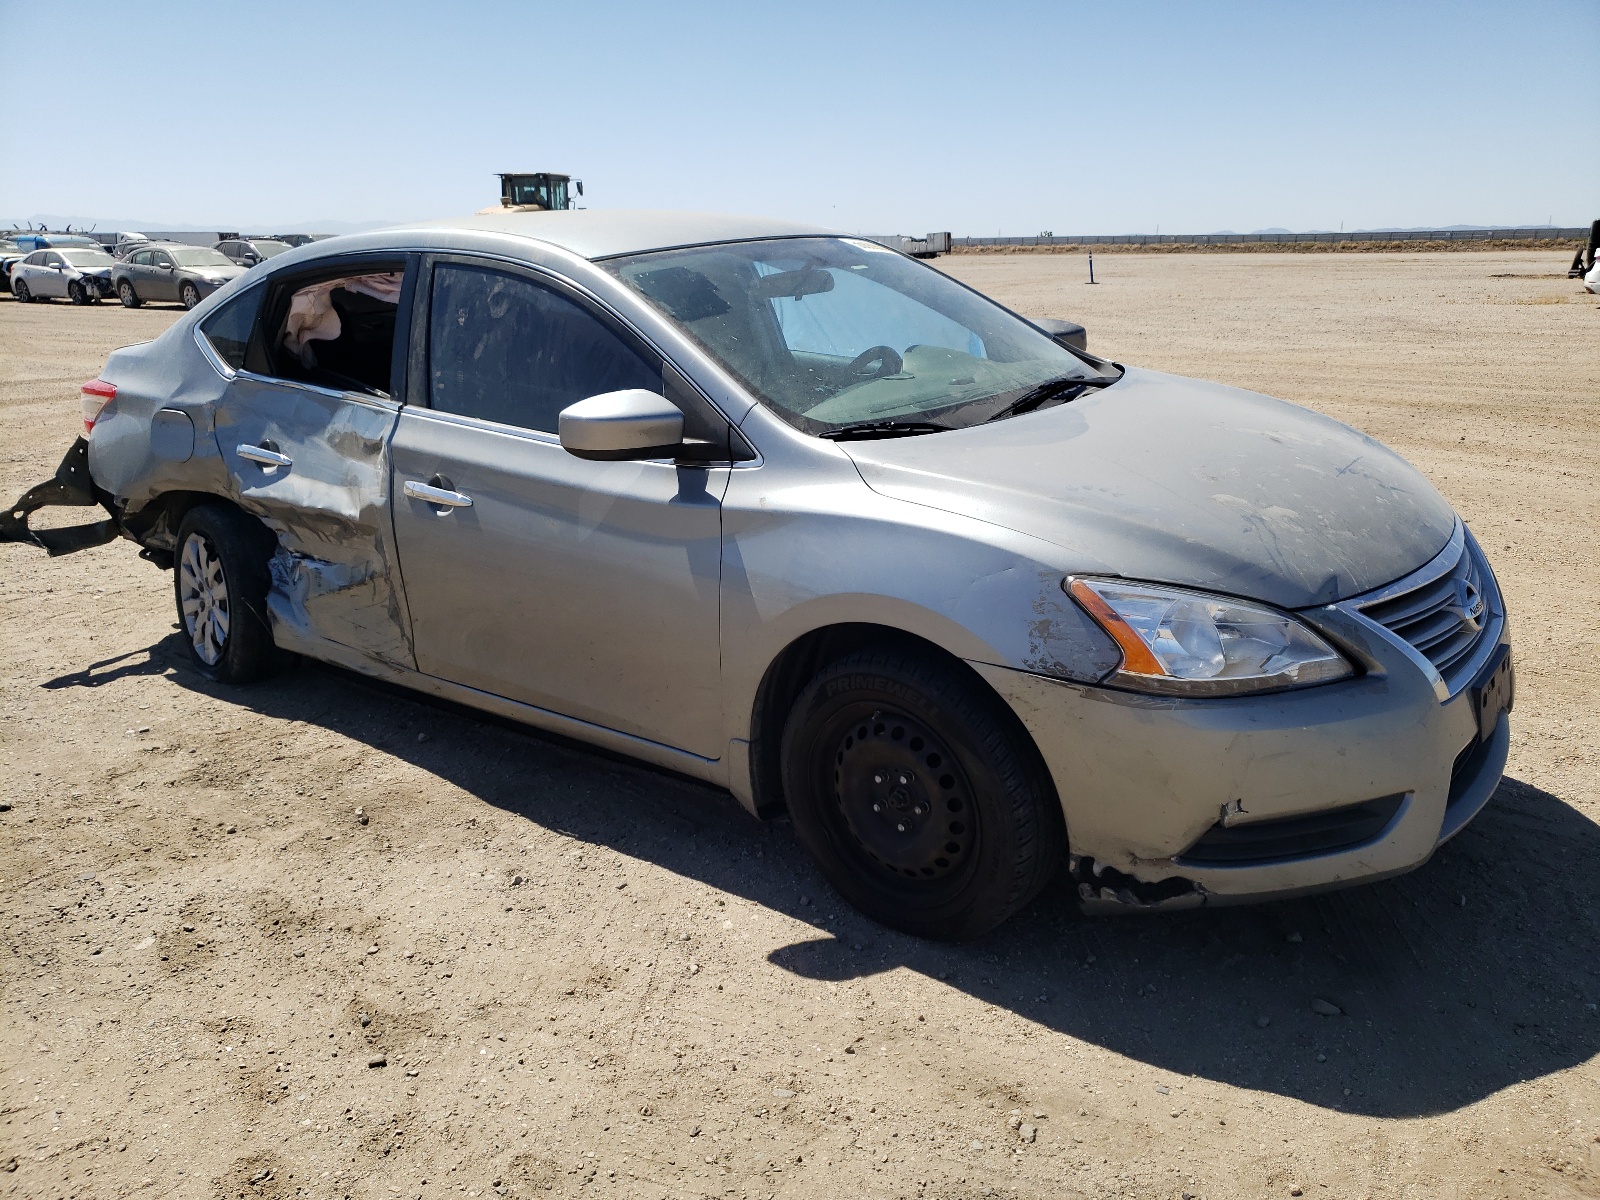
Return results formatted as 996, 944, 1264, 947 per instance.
0, 211, 1513, 938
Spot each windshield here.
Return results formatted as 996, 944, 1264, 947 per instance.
61, 248, 115, 267
171, 247, 234, 268
604, 237, 1095, 434
253, 240, 292, 257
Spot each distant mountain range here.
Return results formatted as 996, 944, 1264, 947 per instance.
6, 214, 406, 236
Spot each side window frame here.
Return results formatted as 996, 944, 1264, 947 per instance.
410, 252, 752, 460
241, 251, 417, 404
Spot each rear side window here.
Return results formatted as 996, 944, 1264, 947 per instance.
427, 262, 659, 433
256, 265, 406, 397
200, 285, 265, 371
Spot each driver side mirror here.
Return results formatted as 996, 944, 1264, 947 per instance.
1030, 317, 1088, 352
559, 389, 685, 461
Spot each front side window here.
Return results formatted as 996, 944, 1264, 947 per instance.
605, 236, 1096, 434
153, 251, 174, 268
45, 252, 65, 268
200, 284, 264, 371
427, 263, 658, 433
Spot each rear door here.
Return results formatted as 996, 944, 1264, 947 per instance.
207, 254, 418, 666
388, 256, 731, 757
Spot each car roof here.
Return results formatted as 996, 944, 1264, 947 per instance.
411, 209, 832, 261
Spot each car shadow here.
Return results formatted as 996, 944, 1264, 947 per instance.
85, 634, 1600, 1119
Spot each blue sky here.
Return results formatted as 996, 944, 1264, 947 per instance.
3, 0, 1595, 235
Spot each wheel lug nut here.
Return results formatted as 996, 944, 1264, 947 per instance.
872, 803, 881, 812
873, 774, 882, 784
896, 823, 906, 832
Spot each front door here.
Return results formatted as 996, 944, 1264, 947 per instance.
40, 252, 68, 297
389, 257, 727, 758
148, 248, 179, 300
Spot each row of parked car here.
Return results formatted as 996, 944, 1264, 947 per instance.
0, 231, 302, 308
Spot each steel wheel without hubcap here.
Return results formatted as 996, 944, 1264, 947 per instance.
832, 710, 977, 880
179, 531, 230, 666
782, 647, 1065, 940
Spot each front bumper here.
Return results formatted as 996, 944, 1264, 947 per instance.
973, 572, 1511, 910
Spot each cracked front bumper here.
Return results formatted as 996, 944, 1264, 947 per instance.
972, 602, 1512, 910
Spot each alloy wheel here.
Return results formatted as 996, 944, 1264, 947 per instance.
179, 531, 231, 666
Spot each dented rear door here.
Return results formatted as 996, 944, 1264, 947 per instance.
209, 253, 418, 669
213, 377, 411, 666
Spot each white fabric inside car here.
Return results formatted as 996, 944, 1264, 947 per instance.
282, 272, 403, 364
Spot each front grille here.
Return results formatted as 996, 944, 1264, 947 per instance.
1358, 535, 1492, 690
1175, 794, 1406, 866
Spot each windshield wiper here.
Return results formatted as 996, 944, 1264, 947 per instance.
983, 373, 1119, 424
817, 419, 953, 441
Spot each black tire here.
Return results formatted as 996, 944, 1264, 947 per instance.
69, 280, 89, 305
118, 279, 141, 308
781, 646, 1066, 940
13, 279, 31, 303
180, 282, 201, 310
173, 504, 280, 684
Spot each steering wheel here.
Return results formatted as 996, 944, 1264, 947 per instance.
848, 345, 903, 379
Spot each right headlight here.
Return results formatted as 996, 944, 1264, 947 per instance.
1067, 577, 1354, 696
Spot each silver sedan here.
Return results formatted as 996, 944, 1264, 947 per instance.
8, 245, 117, 303
0, 211, 1513, 938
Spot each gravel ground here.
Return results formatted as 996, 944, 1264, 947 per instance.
2, 252, 1597, 1200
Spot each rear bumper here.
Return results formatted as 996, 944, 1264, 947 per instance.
0, 437, 121, 554
972, 603, 1511, 910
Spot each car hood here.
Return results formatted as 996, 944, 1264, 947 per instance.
839, 366, 1457, 608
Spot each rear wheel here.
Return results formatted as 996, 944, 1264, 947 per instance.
118, 280, 141, 308
180, 282, 201, 310
781, 646, 1065, 940
173, 505, 279, 684
12, 279, 31, 303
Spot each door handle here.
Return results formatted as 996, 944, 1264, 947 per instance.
403, 479, 473, 509
236, 443, 293, 469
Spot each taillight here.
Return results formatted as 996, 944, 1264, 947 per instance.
81, 378, 116, 434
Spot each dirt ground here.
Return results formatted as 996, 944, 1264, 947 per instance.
1, 252, 1596, 1200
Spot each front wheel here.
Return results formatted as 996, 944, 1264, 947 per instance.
173, 505, 280, 684
69, 280, 89, 305
781, 647, 1066, 940
118, 280, 141, 308
180, 282, 201, 310
12, 279, 31, 303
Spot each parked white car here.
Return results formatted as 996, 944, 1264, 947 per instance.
9, 246, 118, 304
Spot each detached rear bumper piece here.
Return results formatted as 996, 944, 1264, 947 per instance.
0, 437, 121, 555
